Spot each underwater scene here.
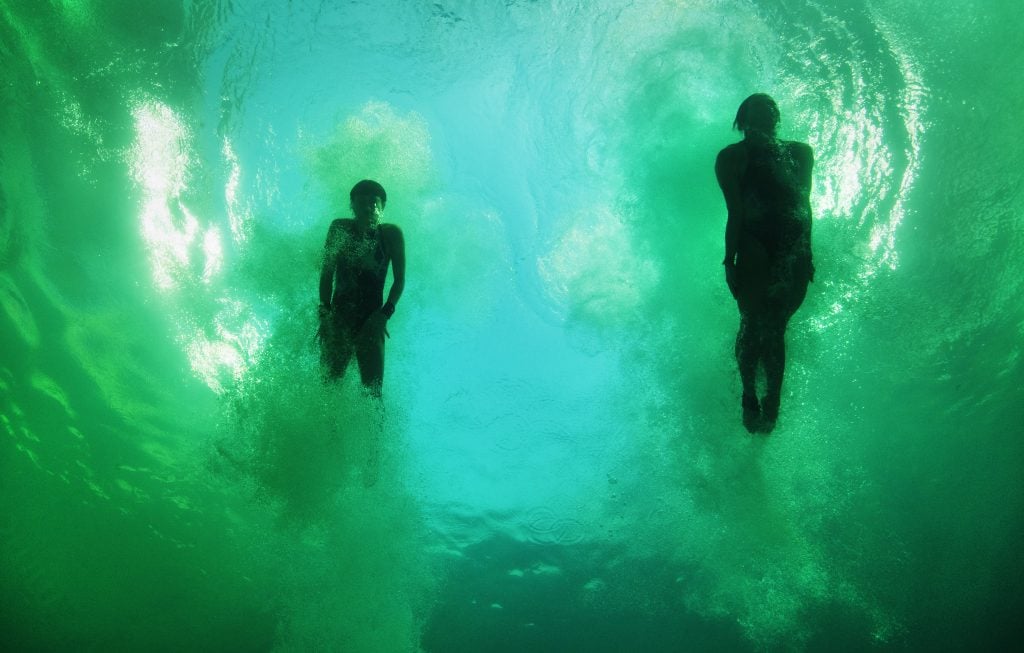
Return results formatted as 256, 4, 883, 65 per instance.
2, 1, 1022, 651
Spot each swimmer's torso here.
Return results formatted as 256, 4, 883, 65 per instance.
326, 219, 389, 324
739, 139, 812, 258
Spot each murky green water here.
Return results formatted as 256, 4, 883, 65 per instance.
2, 1, 1022, 651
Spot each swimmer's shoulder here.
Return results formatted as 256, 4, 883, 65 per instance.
783, 140, 814, 164
378, 222, 404, 248
716, 142, 748, 181
329, 217, 356, 233
717, 142, 747, 161
325, 218, 354, 247
328, 217, 354, 229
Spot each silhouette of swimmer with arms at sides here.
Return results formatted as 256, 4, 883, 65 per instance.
318, 179, 406, 397
715, 94, 814, 433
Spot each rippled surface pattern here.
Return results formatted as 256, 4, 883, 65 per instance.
2, 1, 1022, 650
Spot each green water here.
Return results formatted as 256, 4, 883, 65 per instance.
2, 1, 1022, 651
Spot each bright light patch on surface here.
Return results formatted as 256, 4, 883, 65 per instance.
213, 301, 266, 366
182, 303, 267, 395
816, 119, 866, 222
130, 102, 187, 196
868, 10, 928, 277
202, 227, 223, 283
184, 303, 265, 395
185, 331, 245, 395
813, 108, 889, 231
130, 100, 266, 392
137, 198, 199, 289
130, 101, 196, 290
222, 137, 251, 244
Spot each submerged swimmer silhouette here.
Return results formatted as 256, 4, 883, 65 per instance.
318, 179, 406, 397
715, 94, 814, 433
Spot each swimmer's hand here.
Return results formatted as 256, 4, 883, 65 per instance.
316, 304, 330, 341
724, 260, 739, 299
368, 310, 390, 339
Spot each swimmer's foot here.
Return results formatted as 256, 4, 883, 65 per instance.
760, 394, 780, 433
742, 393, 760, 433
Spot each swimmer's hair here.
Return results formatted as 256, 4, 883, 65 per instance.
733, 93, 780, 134
350, 179, 387, 206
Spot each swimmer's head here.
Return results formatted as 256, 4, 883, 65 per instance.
733, 93, 780, 136
350, 179, 386, 222
350, 179, 387, 206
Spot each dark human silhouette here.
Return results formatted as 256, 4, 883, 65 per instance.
715, 94, 814, 433
318, 179, 406, 397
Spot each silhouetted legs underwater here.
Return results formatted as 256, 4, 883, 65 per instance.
320, 315, 386, 399
319, 318, 386, 486
736, 312, 790, 434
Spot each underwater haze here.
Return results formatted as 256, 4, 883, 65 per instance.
2, 0, 1023, 651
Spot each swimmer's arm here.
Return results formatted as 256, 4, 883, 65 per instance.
802, 145, 815, 278
793, 142, 816, 281
319, 220, 343, 307
791, 142, 814, 224
383, 224, 406, 312
715, 147, 744, 266
794, 142, 814, 199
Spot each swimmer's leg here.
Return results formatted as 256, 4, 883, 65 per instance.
354, 323, 386, 486
736, 313, 762, 432
355, 321, 385, 398
735, 314, 760, 398
762, 281, 809, 427
762, 324, 786, 426
320, 323, 355, 382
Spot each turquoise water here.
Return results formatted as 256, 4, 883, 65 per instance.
2, 1, 1022, 650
